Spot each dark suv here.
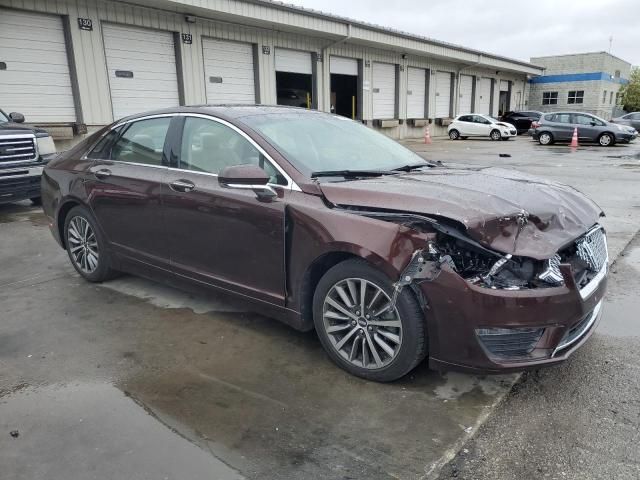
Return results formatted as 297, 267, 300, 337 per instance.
499, 111, 542, 134
531, 111, 637, 146
0, 109, 57, 205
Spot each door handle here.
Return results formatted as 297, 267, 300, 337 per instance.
92, 168, 112, 180
170, 179, 196, 193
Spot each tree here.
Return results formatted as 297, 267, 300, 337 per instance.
619, 66, 640, 112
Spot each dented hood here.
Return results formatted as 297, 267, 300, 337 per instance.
319, 167, 603, 260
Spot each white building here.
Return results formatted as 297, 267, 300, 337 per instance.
0, 0, 543, 147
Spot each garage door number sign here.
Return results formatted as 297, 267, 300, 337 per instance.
77, 18, 93, 31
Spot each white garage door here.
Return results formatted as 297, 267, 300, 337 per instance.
477, 78, 492, 114
275, 48, 312, 74
458, 74, 474, 114
330, 56, 358, 76
435, 72, 452, 118
0, 9, 76, 122
203, 38, 255, 104
406, 67, 426, 119
103, 24, 180, 120
372, 62, 396, 119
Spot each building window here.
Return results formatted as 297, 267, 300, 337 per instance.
567, 90, 584, 104
616, 92, 620, 104
610, 91, 614, 104
602, 90, 607, 103
542, 91, 558, 105
614, 70, 621, 78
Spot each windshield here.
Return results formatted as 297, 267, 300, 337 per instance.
241, 112, 430, 174
0, 110, 9, 123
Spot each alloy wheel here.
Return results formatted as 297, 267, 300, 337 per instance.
67, 216, 99, 274
322, 278, 403, 369
449, 130, 459, 140
490, 130, 501, 141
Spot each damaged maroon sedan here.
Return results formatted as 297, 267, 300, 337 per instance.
42, 106, 608, 381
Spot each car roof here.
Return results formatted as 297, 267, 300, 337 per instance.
115, 104, 323, 123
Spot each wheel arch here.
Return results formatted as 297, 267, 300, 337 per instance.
57, 198, 87, 249
297, 245, 401, 330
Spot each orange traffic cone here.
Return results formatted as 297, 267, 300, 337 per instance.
424, 125, 432, 145
570, 127, 579, 149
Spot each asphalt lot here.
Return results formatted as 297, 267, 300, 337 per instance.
1, 135, 639, 479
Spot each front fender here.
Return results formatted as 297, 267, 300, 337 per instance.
286, 202, 432, 312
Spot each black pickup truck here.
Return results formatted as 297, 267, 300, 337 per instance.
0, 109, 57, 205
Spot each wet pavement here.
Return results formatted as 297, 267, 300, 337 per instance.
1, 136, 639, 479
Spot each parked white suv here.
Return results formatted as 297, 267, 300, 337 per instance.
448, 114, 517, 141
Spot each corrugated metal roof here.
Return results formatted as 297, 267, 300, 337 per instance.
248, 0, 544, 72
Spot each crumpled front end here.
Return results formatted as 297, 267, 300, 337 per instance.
416, 224, 608, 372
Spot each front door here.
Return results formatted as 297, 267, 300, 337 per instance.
86, 116, 173, 265
573, 113, 603, 142
163, 115, 289, 305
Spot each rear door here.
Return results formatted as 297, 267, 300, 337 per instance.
162, 115, 288, 305
551, 113, 574, 141
86, 115, 173, 265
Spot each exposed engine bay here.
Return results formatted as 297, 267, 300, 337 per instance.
340, 207, 605, 296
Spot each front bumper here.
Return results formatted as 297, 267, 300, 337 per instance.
0, 164, 43, 204
422, 260, 607, 373
615, 132, 636, 143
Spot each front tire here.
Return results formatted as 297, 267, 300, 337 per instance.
64, 205, 117, 282
313, 259, 427, 382
490, 129, 501, 141
449, 129, 460, 140
598, 133, 614, 146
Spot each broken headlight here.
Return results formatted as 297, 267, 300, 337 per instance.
431, 234, 561, 290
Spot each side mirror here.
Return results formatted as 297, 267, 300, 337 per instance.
218, 164, 277, 201
9, 112, 25, 123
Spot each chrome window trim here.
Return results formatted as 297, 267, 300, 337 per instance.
83, 112, 301, 191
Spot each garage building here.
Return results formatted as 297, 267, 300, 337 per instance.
0, 0, 543, 147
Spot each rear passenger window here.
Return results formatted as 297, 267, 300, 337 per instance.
458, 115, 473, 122
110, 117, 171, 166
87, 128, 121, 159
554, 114, 572, 124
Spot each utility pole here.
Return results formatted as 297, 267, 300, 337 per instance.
608, 35, 613, 53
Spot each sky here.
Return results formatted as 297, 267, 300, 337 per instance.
286, 0, 639, 67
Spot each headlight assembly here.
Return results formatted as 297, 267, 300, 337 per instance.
36, 135, 56, 157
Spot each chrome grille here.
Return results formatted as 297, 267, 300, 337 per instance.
0, 135, 37, 164
576, 227, 607, 272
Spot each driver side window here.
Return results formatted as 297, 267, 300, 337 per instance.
179, 117, 287, 185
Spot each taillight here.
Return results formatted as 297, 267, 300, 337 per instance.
531, 121, 540, 129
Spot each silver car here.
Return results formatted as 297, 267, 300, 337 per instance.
611, 112, 640, 132
532, 111, 637, 146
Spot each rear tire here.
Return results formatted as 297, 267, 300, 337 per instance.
64, 205, 117, 283
490, 129, 501, 141
313, 258, 427, 382
538, 132, 554, 145
449, 129, 460, 140
598, 133, 614, 147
